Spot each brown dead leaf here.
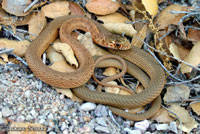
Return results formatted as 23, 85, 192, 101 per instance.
69, 1, 85, 15
28, 11, 46, 40
163, 85, 190, 103
55, 88, 82, 102
187, 28, 200, 42
46, 45, 65, 64
154, 4, 189, 30
181, 41, 200, 73
41, 1, 70, 19
131, 24, 147, 48
49, 60, 75, 73
0, 53, 8, 62
142, 0, 158, 17
86, 0, 120, 15
190, 101, 200, 116
169, 43, 181, 59
8, 122, 46, 134
53, 42, 78, 68
0, 39, 30, 56
2, 0, 31, 16
168, 103, 198, 133
151, 108, 174, 123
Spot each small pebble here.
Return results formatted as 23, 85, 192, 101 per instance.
169, 122, 178, 133
48, 113, 54, 120
63, 129, 69, 134
95, 105, 108, 117
24, 90, 31, 98
95, 125, 110, 133
0, 118, 7, 125
124, 128, 141, 134
134, 120, 150, 133
80, 102, 96, 111
1, 107, 13, 117
49, 131, 56, 134
39, 119, 46, 124
26, 114, 33, 120
96, 117, 107, 127
156, 124, 169, 131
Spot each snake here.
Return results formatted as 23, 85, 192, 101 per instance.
25, 15, 165, 120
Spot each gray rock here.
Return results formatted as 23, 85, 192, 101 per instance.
95, 125, 110, 133
96, 117, 107, 127
26, 114, 33, 120
0, 112, 2, 118
48, 113, 54, 120
61, 122, 67, 131
49, 131, 56, 134
80, 102, 96, 111
156, 124, 169, 131
2, 107, 13, 117
95, 105, 108, 117
169, 122, 178, 133
0, 118, 7, 125
24, 90, 31, 98
39, 119, 45, 124
30, 109, 38, 117
124, 128, 141, 134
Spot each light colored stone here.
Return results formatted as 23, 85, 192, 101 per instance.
2, 107, 13, 117
80, 102, 96, 111
95, 126, 110, 133
156, 124, 169, 131
134, 120, 150, 133
124, 128, 141, 134
169, 122, 178, 133
96, 117, 107, 127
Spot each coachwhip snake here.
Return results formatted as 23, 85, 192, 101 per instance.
25, 15, 165, 121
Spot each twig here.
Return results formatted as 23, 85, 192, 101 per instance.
24, 0, 39, 13
9, 53, 28, 66
0, 48, 14, 55
2, 27, 22, 41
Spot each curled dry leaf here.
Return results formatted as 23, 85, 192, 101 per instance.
0, 39, 30, 56
142, 0, 158, 17
55, 87, 82, 102
28, 11, 47, 40
86, 0, 120, 15
104, 81, 120, 94
46, 45, 65, 64
0, 53, 8, 63
53, 42, 78, 68
181, 41, 200, 73
2, 0, 31, 16
168, 103, 198, 133
41, 1, 70, 19
151, 108, 174, 123
163, 84, 190, 103
49, 60, 75, 73
190, 101, 200, 116
103, 23, 137, 37
187, 28, 200, 42
97, 13, 137, 37
103, 67, 118, 76
8, 122, 46, 134
169, 43, 181, 59
77, 32, 109, 56
154, 4, 189, 30
68, 1, 85, 15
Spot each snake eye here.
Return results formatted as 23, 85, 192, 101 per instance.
115, 43, 121, 48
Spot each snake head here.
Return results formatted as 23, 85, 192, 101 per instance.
106, 34, 132, 50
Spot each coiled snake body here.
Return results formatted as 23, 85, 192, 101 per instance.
25, 15, 165, 121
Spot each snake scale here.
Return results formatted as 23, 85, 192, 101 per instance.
25, 15, 165, 120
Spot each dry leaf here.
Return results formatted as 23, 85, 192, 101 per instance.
0, 39, 30, 56
2, 0, 31, 16
142, 0, 158, 17
49, 60, 75, 73
103, 67, 118, 76
163, 85, 190, 103
46, 45, 65, 64
169, 43, 181, 59
77, 32, 109, 56
131, 24, 147, 48
0, 53, 8, 62
41, 1, 70, 19
69, 1, 85, 15
154, 4, 189, 30
187, 28, 200, 42
181, 41, 200, 73
168, 103, 198, 133
135, 84, 144, 93
151, 108, 174, 123
8, 122, 46, 134
0, 58, 6, 64
190, 101, 200, 115
53, 42, 78, 68
55, 88, 82, 102
118, 89, 132, 95
86, 0, 120, 15
28, 11, 47, 40
97, 12, 131, 23
103, 23, 137, 37
104, 81, 120, 94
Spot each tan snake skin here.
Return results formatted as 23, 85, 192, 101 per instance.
25, 15, 165, 120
